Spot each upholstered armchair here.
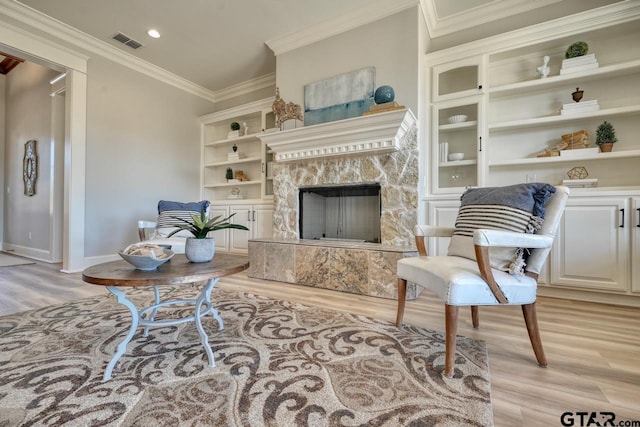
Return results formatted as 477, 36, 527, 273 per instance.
137, 200, 210, 254
396, 184, 569, 378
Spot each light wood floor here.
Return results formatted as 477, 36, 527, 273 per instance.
1, 259, 639, 427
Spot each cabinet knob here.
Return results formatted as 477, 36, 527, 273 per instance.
478, 84, 483, 90
637, 208, 640, 227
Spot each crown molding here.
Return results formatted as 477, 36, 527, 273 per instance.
420, 0, 561, 39
425, 2, 640, 63
199, 97, 275, 124
2, 0, 219, 102
212, 72, 276, 102
265, 0, 418, 56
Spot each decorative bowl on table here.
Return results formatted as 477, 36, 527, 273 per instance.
447, 114, 468, 124
118, 243, 175, 271
448, 152, 465, 161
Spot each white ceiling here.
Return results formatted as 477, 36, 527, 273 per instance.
5, 0, 612, 95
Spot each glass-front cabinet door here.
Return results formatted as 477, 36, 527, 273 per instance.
431, 98, 484, 194
432, 56, 484, 102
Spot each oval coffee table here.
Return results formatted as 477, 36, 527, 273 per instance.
82, 253, 249, 381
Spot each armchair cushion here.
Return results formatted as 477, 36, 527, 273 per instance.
448, 183, 556, 274
397, 255, 538, 305
154, 200, 210, 238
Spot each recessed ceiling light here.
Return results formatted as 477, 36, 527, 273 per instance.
147, 29, 160, 39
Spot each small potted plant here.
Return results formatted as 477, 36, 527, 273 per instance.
229, 122, 241, 138
226, 167, 233, 182
565, 41, 588, 58
595, 121, 617, 152
168, 210, 248, 262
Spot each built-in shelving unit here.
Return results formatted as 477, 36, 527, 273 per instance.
424, 3, 640, 306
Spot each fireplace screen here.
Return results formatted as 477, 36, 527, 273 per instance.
299, 184, 381, 243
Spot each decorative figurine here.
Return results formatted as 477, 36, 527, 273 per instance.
242, 122, 249, 136
537, 55, 550, 79
572, 87, 584, 102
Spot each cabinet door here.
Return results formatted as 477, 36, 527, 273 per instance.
229, 205, 252, 253
632, 198, 640, 294
210, 206, 229, 252
427, 200, 459, 256
432, 98, 484, 194
252, 204, 274, 240
432, 56, 484, 102
551, 197, 629, 292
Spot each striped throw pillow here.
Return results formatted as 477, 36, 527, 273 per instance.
154, 200, 210, 238
447, 184, 555, 274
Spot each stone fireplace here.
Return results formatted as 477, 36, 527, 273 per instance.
250, 109, 421, 300
263, 108, 419, 247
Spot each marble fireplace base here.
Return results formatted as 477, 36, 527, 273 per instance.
247, 238, 421, 300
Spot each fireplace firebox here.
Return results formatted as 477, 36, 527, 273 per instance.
298, 183, 381, 243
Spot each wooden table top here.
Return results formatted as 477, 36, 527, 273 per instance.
82, 253, 249, 287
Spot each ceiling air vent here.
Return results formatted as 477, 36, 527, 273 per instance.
112, 32, 143, 50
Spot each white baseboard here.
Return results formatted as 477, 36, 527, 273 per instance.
60, 254, 120, 273
1, 243, 57, 263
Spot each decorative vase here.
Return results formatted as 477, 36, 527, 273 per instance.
184, 237, 215, 263
599, 143, 614, 153
572, 87, 584, 102
374, 85, 395, 104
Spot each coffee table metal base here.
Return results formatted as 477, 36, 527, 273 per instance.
103, 277, 222, 381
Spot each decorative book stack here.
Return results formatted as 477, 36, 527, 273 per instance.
560, 54, 599, 75
439, 142, 449, 163
227, 151, 246, 161
362, 101, 405, 115
561, 99, 600, 115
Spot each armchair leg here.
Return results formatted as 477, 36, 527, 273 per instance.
396, 278, 408, 327
471, 306, 479, 328
444, 304, 459, 378
522, 302, 548, 367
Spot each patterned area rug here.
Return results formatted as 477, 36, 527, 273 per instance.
0, 286, 493, 426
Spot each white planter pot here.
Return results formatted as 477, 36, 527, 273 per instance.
184, 237, 215, 263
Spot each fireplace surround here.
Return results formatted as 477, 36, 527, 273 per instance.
252, 109, 420, 299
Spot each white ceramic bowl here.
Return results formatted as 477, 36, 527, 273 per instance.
447, 114, 468, 124
448, 152, 464, 161
118, 249, 175, 271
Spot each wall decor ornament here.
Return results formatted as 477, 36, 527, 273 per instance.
536, 55, 550, 78
23, 140, 38, 196
272, 87, 303, 129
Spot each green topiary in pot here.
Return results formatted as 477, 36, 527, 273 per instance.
565, 41, 589, 59
595, 121, 617, 152
230, 122, 240, 131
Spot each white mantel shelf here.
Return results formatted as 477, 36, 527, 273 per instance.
258, 108, 416, 162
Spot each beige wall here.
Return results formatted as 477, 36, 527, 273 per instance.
275, 7, 420, 116
82, 56, 216, 257
3, 62, 57, 256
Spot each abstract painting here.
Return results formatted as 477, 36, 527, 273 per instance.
304, 67, 375, 126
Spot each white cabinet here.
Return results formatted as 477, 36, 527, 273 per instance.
423, 4, 640, 304
432, 56, 484, 102
426, 200, 459, 256
209, 205, 230, 252
633, 198, 640, 294
200, 98, 276, 202
431, 98, 484, 193
200, 98, 276, 253
229, 203, 273, 253
551, 197, 629, 292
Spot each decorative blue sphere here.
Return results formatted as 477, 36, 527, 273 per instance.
374, 85, 395, 104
